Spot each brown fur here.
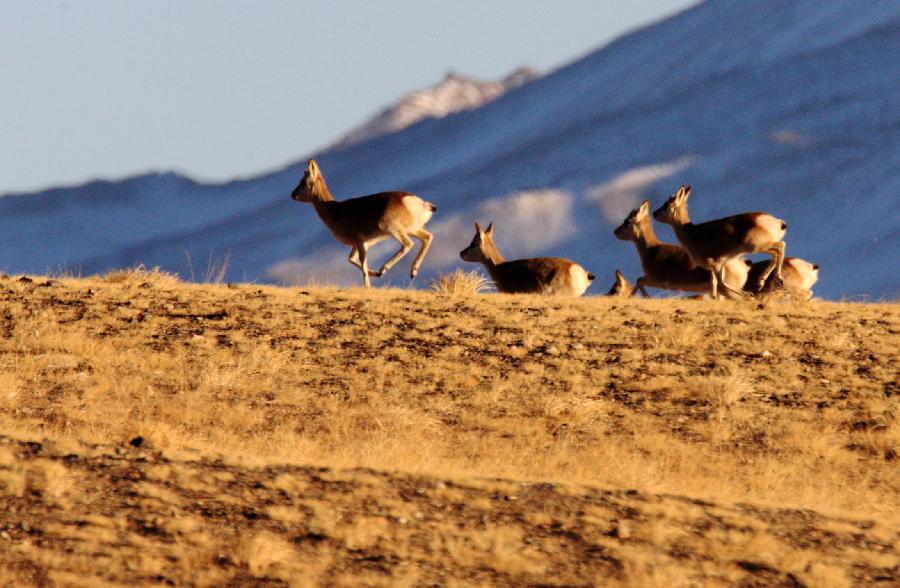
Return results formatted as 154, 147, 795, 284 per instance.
460, 223, 593, 296
614, 200, 746, 298
652, 185, 786, 299
291, 160, 436, 287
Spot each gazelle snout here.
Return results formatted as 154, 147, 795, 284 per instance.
614, 221, 632, 241
459, 244, 480, 262
652, 198, 675, 223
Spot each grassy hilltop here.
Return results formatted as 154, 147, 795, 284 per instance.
0, 270, 897, 586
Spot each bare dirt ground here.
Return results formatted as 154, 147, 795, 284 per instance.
0, 271, 897, 586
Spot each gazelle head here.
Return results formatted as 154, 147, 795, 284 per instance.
460, 222, 497, 263
606, 270, 634, 297
291, 159, 326, 203
653, 185, 692, 225
614, 200, 651, 241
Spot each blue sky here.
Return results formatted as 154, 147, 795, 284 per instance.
0, 1, 695, 193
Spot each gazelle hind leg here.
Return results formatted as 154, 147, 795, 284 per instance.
409, 229, 433, 278
373, 231, 413, 277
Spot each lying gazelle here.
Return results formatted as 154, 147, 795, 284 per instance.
652, 185, 787, 299
744, 257, 819, 300
614, 200, 749, 298
291, 159, 436, 287
606, 270, 635, 297
460, 223, 594, 296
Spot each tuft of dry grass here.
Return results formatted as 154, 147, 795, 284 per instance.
428, 268, 491, 295
103, 264, 179, 287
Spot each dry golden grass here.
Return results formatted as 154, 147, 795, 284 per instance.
0, 273, 897, 585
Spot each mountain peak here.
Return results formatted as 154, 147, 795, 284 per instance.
331, 66, 539, 149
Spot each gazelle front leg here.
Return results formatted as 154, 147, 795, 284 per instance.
409, 229, 433, 278
348, 246, 363, 271
715, 266, 745, 300
709, 268, 720, 300
356, 241, 371, 288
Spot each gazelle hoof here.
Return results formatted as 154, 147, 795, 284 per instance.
368, 270, 384, 278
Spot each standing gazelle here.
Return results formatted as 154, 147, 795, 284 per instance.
460, 223, 594, 296
614, 200, 749, 298
652, 186, 786, 299
291, 159, 436, 287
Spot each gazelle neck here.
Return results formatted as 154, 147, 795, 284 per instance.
480, 241, 506, 271
634, 216, 661, 250
308, 179, 337, 222
309, 178, 336, 204
668, 207, 693, 241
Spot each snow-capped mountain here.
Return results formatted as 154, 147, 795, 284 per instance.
1, 0, 898, 300
333, 67, 539, 148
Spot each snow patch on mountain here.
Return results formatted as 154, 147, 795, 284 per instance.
587, 157, 697, 223
332, 67, 539, 148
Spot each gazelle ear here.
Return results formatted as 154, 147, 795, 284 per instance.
680, 185, 692, 201
485, 222, 494, 236
638, 200, 650, 217
474, 222, 483, 234
307, 159, 320, 177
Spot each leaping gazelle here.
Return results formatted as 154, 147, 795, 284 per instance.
291, 159, 436, 287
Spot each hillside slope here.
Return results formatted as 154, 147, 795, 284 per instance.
3, 435, 897, 586
1, 0, 898, 299
0, 273, 897, 584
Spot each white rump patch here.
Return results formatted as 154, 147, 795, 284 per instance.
401, 194, 435, 229
756, 214, 787, 242
586, 156, 696, 223
568, 264, 591, 297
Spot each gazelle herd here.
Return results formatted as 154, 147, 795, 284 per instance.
291, 161, 818, 299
